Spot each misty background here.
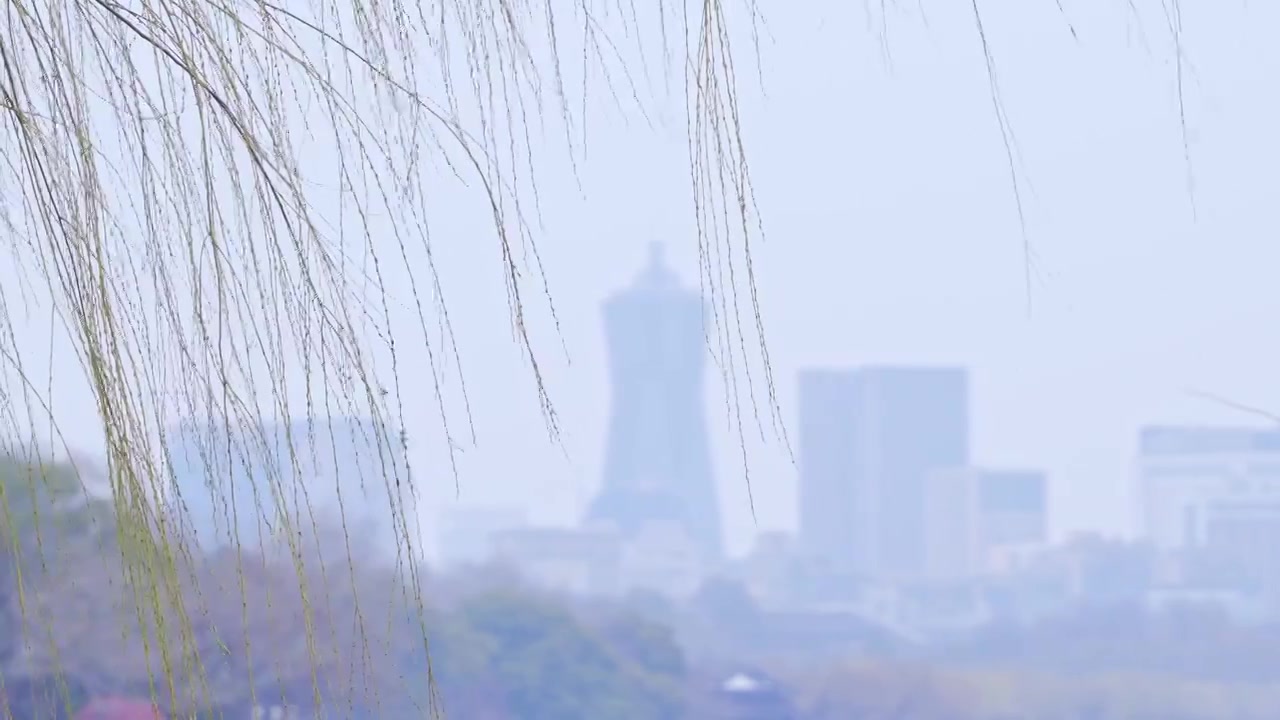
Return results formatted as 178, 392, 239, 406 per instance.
8, 0, 1280, 560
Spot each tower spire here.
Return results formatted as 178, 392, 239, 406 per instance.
648, 241, 665, 270
639, 241, 675, 288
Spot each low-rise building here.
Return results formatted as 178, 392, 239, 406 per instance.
490, 525, 622, 596
923, 467, 1048, 581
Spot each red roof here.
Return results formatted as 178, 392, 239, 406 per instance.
76, 697, 163, 720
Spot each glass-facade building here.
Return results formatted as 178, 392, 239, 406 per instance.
165, 416, 416, 560
798, 366, 970, 580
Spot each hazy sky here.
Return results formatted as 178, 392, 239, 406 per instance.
7, 0, 1280, 559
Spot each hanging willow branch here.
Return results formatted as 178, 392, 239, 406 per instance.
0, 0, 774, 715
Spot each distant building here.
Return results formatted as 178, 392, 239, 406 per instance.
165, 416, 417, 562
1144, 585, 1271, 624
617, 520, 706, 599
1138, 425, 1280, 590
739, 532, 800, 608
986, 542, 1050, 575
1139, 425, 1280, 549
436, 505, 528, 568
710, 671, 797, 720
587, 243, 722, 564
797, 370, 862, 573
797, 366, 969, 580
490, 526, 622, 596
490, 521, 704, 599
923, 467, 1048, 580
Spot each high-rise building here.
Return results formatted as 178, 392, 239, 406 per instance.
586, 243, 722, 563
165, 416, 418, 562
797, 366, 969, 580
922, 467, 1047, 580
797, 370, 861, 570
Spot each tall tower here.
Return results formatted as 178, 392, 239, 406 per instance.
587, 243, 722, 561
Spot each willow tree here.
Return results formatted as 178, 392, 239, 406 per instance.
0, 0, 773, 715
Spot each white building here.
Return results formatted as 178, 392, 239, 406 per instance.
486, 519, 709, 600
1138, 426, 1280, 554
739, 531, 799, 608
436, 505, 528, 568
490, 525, 622, 596
617, 519, 706, 599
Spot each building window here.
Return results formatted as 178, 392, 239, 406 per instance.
1183, 505, 1198, 547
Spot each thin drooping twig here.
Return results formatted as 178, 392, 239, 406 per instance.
1186, 389, 1280, 426
970, 0, 1033, 316
1, 0, 776, 715
1167, 0, 1198, 221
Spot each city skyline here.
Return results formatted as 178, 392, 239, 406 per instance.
3, 1, 1280, 715
10, 2, 1280, 563
435, 247, 1280, 573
